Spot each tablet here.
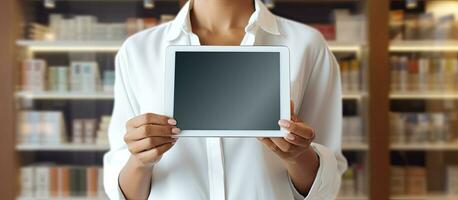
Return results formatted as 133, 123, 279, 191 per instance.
164, 46, 290, 137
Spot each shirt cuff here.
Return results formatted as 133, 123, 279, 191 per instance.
288, 143, 341, 200
103, 148, 130, 200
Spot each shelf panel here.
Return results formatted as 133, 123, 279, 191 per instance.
342, 92, 366, 99
391, 143, 458, 151
16, 40, 121, 52
17, 40, 364, 52
327, 41, 365, 52
342, 143, 368, 151
17, 197, 107, 200
390, 40, 458, 52
390, 92, 458, 100
16, 91, 114, 100
391, 194, 458, 200
337, 196, 368, 200
16, 144, 109, 151
16, 91, 363, 100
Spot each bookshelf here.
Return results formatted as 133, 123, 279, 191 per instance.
390, 40, 458, 52
342, 143, 369, 151
390, 92, 458, 100
17, 197, 108, 200
16, 144, 109, 152
336, 196, 368, 200
391, 143, 458, 151
16, 40, 121, 52
390, 193, 458, 200
18, 39, 364, 53
15, 91, 114, 100
0, 0, 392, 199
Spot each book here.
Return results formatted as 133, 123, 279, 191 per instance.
72, 119, 84, 144
86, 167, 98, 197
57, 166, 71, 197
390, 166, 406, 195
406, 166, 427, 195
49, 166, 58, 197
20, 166, 35, 197
34, 166, 50, 197
83, 119, 97, 144
447, 165, 458, 195
22, 59, 46, 91
40, 111, 66, 144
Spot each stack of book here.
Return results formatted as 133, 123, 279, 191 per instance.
339, 164, 366, 197
21, 59, 115, 93
96, 116, 111, 145
102, 70, 115, 93
339, 58, 362, 92
333, 9, 367, 42
390, 112, 454, 144
17, 111, 66, 145
20, 165, 104, 198
21, 59, 47, 91
342, 116, 364, 144
390, 166, 427, 195
72, 115, 111, 145
70, 61, 101, 93
390, 10, 458, 40
448, 165, 458, 195
126, 17, 159, 36
390, 55, 458, 92
17, 113, 110, 146
27, 14, 176, 41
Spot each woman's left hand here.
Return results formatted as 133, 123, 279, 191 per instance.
258, 101, 316, 163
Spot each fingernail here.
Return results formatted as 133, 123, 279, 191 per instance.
171, 127, 181, 134
171, 141, 176, 145
168, 119, 177, 125
278, 120, 290, 128
285, 133, 295, 140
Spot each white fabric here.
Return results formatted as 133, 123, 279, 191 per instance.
103, 0, 347, 199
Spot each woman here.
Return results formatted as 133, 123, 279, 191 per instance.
103, 0, 347, 199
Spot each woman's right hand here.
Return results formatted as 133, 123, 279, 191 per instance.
124, 113, 180, 167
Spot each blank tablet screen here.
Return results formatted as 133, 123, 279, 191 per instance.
174, 51, 280, 130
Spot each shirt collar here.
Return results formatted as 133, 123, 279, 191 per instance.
166, 0, 280, 41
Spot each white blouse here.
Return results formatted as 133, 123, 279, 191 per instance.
103, 0, 347, 199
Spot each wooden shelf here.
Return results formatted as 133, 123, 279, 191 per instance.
390, 40, 458, 52
17, 197, 108, 200
391, 143, 458, 151
390, 193, 458, 200
15, 91, 363, 100
17, 39, 365, 52
390, 92, 458, 100
337, 196, 368, 200
342, 91, 366, 99
16, 40, 121, 52
342, 143, 369, 151
327, 41, 365, 52
15, 91, 114, 100
16, 143, 109, 151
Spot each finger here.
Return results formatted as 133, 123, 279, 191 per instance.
126, 113, 176, 129
290, 100, 299, 122
257, 138, 282, 153
284, 132, 312, 148
270, 137, 296, 152
278, 120, 314, 139
137, 142, 175, 163
125, 124, 180, 141
128, 137, 177, 154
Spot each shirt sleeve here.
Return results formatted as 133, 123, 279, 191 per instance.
103, 45, 138, 200
291, 32, 348, 200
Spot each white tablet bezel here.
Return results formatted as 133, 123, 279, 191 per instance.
164, 45, 290, 137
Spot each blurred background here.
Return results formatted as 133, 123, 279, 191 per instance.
0, 0, 458, 200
